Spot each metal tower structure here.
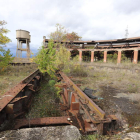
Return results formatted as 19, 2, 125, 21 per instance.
125, 26, 129, 38
16, 30, 31, 58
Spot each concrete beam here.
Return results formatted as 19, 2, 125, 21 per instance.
67, 47, 140, 52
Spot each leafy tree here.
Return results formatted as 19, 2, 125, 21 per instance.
0, 20, 13, 73
0, 48, 13, 72
35, 40, 56, 77
48, 24, 82, 42
48, 24, 67, 42
0, 20, 11, 45
36, 24, 82, 77
53, 45, 71, 73
63, 32, 82, 41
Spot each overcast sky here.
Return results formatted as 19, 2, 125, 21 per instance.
0, 0, 140, 57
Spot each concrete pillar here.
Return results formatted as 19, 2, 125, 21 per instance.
79, 50, 82, 61
133, 50, 138, 64
117, 50, 122, 64
91, 51, 94, 62
26, 39, 30, 58
18, 41, 21, 58
16, 39, 19, 57
20, 42, 22, 58
28, 42, 30, 57
104, 51, 107, 62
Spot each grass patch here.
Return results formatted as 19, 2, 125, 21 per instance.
26, 75, 62, 119
68, 64, 88, 77
127, 84, 138, 93
0, 64, 37, 95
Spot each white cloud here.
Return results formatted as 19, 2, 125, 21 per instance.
0, 0, 140, 56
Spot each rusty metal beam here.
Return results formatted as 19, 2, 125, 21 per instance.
67, 46, 140, 52
59, 71, 105, 119
0, 69, 40, 112
14, 116, 71, 129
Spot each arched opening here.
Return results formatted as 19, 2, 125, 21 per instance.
70, 49, 79, 59
94, 51, 104, 62
121, 50, 133, 63
107, 51, 118, 63
82, 51, 91, 62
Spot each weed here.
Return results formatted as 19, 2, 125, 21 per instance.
127, 84, 138, 93
26, 76, 62, 119
69, 64, 88, 77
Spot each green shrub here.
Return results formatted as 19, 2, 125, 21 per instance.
0, 48, 14, 73
69, 64, 87, 77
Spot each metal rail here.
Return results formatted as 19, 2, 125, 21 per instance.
0, 70, 117, 135
56, 71, 117, 134
0, 69, 41, 125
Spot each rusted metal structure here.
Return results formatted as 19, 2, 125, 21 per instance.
9, 71, 117, 135
0, 69, 41, 125
56, 71, 117, 134
44, 36, 140, 64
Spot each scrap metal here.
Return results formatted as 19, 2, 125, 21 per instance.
0, 70, 117, 135
56, 71, 117, 134
0, 69, 41, 125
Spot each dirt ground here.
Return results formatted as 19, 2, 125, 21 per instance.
71, 65, 140, 137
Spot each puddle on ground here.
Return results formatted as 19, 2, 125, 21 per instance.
94, 85, 140, 130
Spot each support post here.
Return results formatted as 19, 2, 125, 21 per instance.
79, 50, 82, 62
20, 41, 22, 58
91, 51, 94, 62
133, 50, 138, 64
16, 39, 19, 57
117, 50, 122, 64
104, 51, 107, 63
26, 39, 30, 58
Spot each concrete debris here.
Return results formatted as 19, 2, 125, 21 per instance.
121, 132, 140, 140
0, 126, 81, 140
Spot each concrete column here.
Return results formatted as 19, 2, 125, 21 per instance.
79, 50, 82, 61
104, 51, 107, 62
26, 39, 30, 58
117, 50, 122, 64
16, 39, 19, 57
133, 50, 138, 64
20, 41, 23, 58
18, 41, 21, 58
91, 51, 94, 62
28, 42, 30, 57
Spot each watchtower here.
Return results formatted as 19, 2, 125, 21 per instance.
16, 30, 31, 58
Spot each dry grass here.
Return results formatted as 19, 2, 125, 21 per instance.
0, 64, 37, 96
76, 66, 140, 94
69, 64, 140, 139
82, 61, 140, 70
26, 76, 63, 119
